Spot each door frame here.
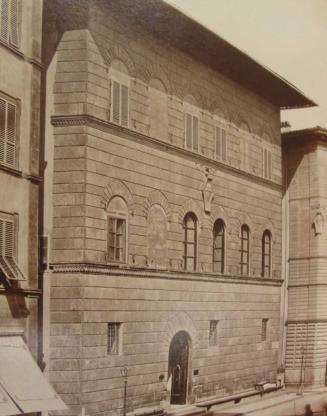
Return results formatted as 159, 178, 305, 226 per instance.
168, 330, 192, 405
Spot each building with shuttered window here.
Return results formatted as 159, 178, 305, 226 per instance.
40, 1, 316, 415
0, 0, 66, 414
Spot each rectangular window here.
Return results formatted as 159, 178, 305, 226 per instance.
215, 126, 227, 161
263, 148, 272, 180
209, 320, 219, 347
0, 94, 17, 168
261, 318, 268, 341
108, 217, 126, 263
185, 113, 199, 152
107, 322, 121, 355
0, 214, 25, 283
0, 0, 21, 47
111, 80, 129, 127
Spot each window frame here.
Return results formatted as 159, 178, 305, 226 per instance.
107, 322, 122, 355
209, 320, 219, 347
0, 91, 19, 169
263, 147, 272, 180
183, 212, 197, 272
0, 0, 21, 49
106, 196, 128, 265
240, 224, 250, 276
0, 211, 25, 284
213, 219, 225, 274
261, 318, 268, 341
184, 112, 199, 152
109, 66, 130, 128
261, 230, 272, 278
214, 126, 227, 162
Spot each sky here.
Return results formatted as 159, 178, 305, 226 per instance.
168, 0, 327, 131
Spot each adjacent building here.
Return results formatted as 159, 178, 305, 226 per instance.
0, 0, 65, 414
41, 1, 315, 415
283, 127, 327, 388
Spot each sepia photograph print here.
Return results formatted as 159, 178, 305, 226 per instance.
0, 1, 326, 416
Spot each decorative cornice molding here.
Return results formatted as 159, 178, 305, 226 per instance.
50, 262, 282, 287
286, 319, 327, 325
50, 114, 283, 192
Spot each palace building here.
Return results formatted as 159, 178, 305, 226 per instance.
39, 1, 316, 414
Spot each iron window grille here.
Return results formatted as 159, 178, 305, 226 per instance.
107, 322, 121, 355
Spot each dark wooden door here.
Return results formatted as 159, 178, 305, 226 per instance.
169, 331, 189, 404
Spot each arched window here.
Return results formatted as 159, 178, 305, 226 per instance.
183, 212, 197, 271
107, 196, 128, 263
213, 219, 225, 273
240, 225, 250, 275
262, 230, 272, 277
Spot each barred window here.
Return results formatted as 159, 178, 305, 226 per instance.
107, 196, 128, 264
0, 95, 17, 168
0, 0, 21, 48
262, 230, 272, 277
240, 225, 250, 275
0, 214, 25, 284
183, 212, 197, 271
209, 320, 219, 347
213, 219, 225, 273
215, 126, 227, 161
107, 322, 121, 355
261, 319, 268, 341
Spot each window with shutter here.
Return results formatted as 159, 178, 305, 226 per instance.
0, 0, 21, 47
111, 80, 129, 127
185, 113, 199, 152
0, 214, 25, 285
263, 148, 272, 180
215, 126, 227, 161
107, 196, 128, 264
0, 95, 17, 168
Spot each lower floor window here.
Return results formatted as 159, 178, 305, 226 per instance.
107, 322, 122, 355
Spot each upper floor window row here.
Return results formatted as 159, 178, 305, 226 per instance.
0, 0, 21, 48
108, 66, 275, 182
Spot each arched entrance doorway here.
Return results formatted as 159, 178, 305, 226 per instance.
168, 331, 190, 405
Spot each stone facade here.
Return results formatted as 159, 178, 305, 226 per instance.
41, 1, 314, 415
283, 128, 327, 388
0, 0, 43, 359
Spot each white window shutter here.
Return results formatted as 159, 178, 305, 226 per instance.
121, 84, 129, 127
185, 113, 192, 149
0, 98, 6, 163
192, 116, 198, 151
0, 0, 10, 42
221, 129, 226, 161
112, 81, 120, 124
6, 102, 16, 166
9, 0, 19, 47
215, 126, 221, 159
4, 221, 14, 257
268, 150, 272, 179
0, 219, 3, 255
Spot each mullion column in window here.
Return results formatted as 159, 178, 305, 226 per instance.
108, 218, 117, 261
115, 219, 125, 262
